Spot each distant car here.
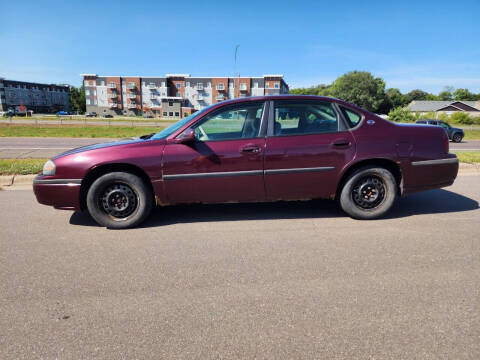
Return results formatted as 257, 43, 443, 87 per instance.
2, 110, 15, 117
56, 111, 69, 116
103, 114, 113, 118
86, 112, 97, 117
416, 119, 464, 143
33, 95, 459, 228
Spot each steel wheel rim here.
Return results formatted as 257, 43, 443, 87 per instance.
99, 182, 138, 220
351, 175, 386, 210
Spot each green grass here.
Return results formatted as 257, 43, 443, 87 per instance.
463, 129, 480, 140
0, 124, 164, 138
453, 151, 480, 164
0, 158, 47, 175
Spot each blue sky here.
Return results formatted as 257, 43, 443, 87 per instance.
1, 0, 479, 93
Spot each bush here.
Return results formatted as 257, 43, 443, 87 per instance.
388, 107, 415, 122
450, 112, 474, 125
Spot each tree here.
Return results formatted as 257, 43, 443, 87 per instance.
70, 85, 86, 113
404, 89, 430, 104
385, 88, 405, 109
290, 84, 330, 96
438, 86, 454, 101
453, 88, 476, 101
329, 71, 386, 113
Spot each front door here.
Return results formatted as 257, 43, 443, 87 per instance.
264, 99, 356, 200
162, 101, 267, 204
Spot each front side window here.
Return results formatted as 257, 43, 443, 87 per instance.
192, 102, 264, 141
273, 101, 338, 136
340, 106, 362, 128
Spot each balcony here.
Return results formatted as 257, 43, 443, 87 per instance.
127, 83, 136, 90
127, 93, 136, 99
215, 95, 225, 101
109, 103, 118, 108
109, 93, 117, 98
239, 83, 248, 91
127, 102, 137, 108
197, 95, 204, 101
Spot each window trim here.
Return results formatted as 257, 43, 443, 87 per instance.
267, 99, 343, 137
337, 103, 365, 130
189, 101, 268, 143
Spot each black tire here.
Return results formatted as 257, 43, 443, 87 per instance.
339, 166, 397, 220
86, 172, 153, 229
452, 133, 463, 143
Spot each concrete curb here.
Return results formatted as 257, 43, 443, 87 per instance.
1, 164, 479, 191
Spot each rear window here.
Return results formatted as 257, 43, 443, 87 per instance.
340, 106, 362, 128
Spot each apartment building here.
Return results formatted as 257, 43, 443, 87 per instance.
0, 77, 70, 113
82, 74, 289, 118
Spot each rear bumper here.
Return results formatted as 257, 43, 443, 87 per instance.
33, 176, 82, 211
402, 154, 459, 195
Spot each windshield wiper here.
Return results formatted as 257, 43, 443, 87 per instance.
139, 133, 155, 140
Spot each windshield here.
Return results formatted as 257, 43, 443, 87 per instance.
152, 105, 215, 140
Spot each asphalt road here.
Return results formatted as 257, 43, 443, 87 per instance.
1, 175, 479, 359
1, 137, 480, 159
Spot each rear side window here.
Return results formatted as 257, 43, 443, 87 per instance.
273, 101, 338, 136
340, 106, 362, 128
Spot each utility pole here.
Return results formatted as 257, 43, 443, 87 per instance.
234, 45, 240, 77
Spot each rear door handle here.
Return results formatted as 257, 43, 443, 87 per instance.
332, 139, 352, 148
240, 144, 261, 153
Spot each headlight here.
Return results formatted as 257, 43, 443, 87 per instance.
42, 160, 56, 176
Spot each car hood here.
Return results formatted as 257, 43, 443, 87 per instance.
52, 138, 146, 159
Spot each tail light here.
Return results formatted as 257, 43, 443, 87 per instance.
443, 132, 449, 154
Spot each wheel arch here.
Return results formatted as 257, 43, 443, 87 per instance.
79, 163, 155, 211
336, 158, 403, 200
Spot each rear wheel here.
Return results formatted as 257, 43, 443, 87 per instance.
452, 133, 463, 143
86, 172, 153, 229
339, 166, 397, 220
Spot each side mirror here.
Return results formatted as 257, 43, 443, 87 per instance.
174, 128, 196, 144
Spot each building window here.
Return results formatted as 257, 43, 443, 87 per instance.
94, 100, 97, 105
216, 83, 225, 90
176, 92, 181, 97
186, 82, 190, 87
274, 83, 279, 88
184, 112, 188, 117
253, 82, 258, 88
161, 81, 165, 87
265, 83, 269, 88
169, 112, 173, 116
169, 101, 173, 107
109, 82, 115, 88
86, 99, 91, 105
197, 83, 203, 90
94, 90, 97, 96
176, 83, 181, 89
175, 112, 179, 117
163, 112, 167, 116
84, 80, 90, 86
85, 89, 90, 96
100, 81, 105, 86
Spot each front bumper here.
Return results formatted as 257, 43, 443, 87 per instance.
402, 154, 459, 195
33, 176, 82, 211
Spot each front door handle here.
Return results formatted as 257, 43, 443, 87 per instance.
332, 139, 352, 148
240, 144, 261, 154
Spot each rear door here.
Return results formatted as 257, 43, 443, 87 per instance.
162, 101, 267, 204
264, 99, 356, 200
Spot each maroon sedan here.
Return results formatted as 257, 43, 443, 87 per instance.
33, 96, 459, 228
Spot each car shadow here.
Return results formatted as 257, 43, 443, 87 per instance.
69, 189, 478, 228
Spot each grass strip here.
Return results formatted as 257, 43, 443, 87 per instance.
454, 151, 480, 164
0, 124, 163, 138
0, 158, 47, 175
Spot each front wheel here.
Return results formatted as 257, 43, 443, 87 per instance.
86, 172, 153, 229
339, 166, 397, 220
452, 133, 463, 143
